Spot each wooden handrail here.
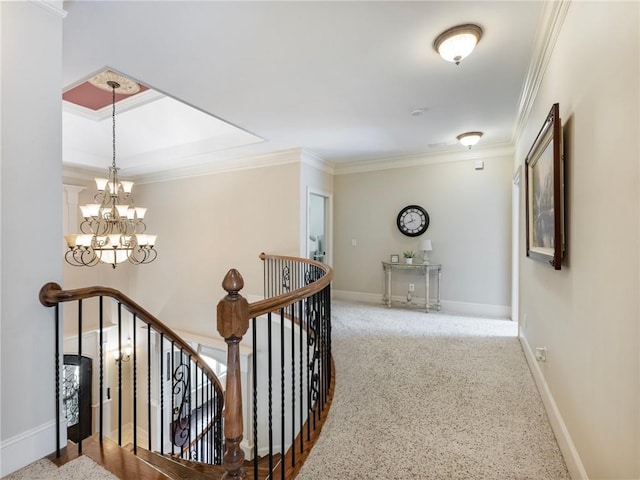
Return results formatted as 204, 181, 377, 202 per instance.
39, 282, 224, 404
249, 253, 333, 318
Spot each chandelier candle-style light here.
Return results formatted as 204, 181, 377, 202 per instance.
65, 74, 157, 269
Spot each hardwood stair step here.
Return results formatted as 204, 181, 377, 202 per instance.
127, 445, 219, 480
163, 454, 226, 477
166, 452, 281, 480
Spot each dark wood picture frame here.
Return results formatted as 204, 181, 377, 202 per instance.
390, 254, 400, 263
525, 103, 564, 270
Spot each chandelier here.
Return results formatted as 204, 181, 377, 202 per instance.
64, 73, 158, 269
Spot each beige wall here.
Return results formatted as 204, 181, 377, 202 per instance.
333, 155, 512, 311
516, 2, 639, 478
121, 162, 302, 337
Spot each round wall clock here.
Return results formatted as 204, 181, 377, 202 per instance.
396, 205, 429, 237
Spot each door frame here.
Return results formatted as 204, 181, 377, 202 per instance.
306, 187, 333, 266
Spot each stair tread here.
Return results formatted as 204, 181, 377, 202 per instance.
131, 446, 219, 480
164, 454, 226, 477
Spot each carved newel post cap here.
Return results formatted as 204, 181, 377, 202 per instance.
217, 269, 250, 339
221, 269, 244, 295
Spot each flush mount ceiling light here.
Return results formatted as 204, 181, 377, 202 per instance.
457, 131, 483, 148
433, 24, 483, 65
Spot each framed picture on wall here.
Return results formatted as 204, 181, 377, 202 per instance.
525, 103, 565, 270
390, 254, 400, 263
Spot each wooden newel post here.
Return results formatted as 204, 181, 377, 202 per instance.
217, 269, 250, 480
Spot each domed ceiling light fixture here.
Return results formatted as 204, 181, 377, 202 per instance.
433, 24, 483, 65
457, 131, 483, 149
64, 71, 158, 269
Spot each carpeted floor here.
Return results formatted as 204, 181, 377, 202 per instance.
296, 300, 570, 480
4, 300, 570, 480
2, 455, 117, 480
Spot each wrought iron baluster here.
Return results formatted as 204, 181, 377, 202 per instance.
268, 312, 274, 475
160, 332, 165, 455
133, 314, 137, 454
253, 316, 258, 480
280, 306, 285, 480
298, 299, 304, 453
55, 303, 60, 458
99, 296, 104, 441
170, 341, 175, 456
118, 303, 123, 446
290, 301, 296, 468
77, 299, 83, 454
148, 325, 152, 452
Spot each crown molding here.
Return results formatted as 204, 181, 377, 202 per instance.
301, 149, 335, 176
31, 0, 67, 18
130, 148, 305, 185
512, 0, 571, 144
333, 143, 515, 176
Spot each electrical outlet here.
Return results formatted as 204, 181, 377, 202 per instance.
409, 283, 415, 292
535, 347, 547, 362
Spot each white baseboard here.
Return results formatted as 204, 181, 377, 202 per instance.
332, 289, 381, 304
520, 335, 588, 480
332, 290, 510, 319
439, 300, 511, 319
0, 419, 57, 477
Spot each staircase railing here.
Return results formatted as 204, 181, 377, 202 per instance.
217, 253, 334, 479
39, 283, 225, 465
40, 252, 333, 480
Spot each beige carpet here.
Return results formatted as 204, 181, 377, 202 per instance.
2, 455, 117, 480
296, 300, 570, 480
4, 300, 570, 480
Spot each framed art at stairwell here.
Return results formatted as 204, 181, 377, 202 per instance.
525, 103, 565, 270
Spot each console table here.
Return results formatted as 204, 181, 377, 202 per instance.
381, 262, 442, 313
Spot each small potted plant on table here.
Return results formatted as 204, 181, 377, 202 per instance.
403, 251, 415, 264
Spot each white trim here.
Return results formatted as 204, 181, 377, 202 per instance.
63, 148, 303, 184
0, 419, 57, 476
334, 144, 514, 176
306, 187, 333, 267
31, 0, 68, 18
301, 149, 335, 176
332, 290, 510, 319
520, 335, 588, 480
438, 300, 510, 319
513, 165, 522, 186
512, 0, 571, 143
332, 289, 381, 304
130, 148, 302, 184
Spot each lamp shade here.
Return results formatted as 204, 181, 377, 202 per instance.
457, 131, 483, 148
421, 239, 432, 251
434, 24, 483, 64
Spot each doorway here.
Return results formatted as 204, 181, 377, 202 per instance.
63, 354, 93, 443
307, 190, 331, 265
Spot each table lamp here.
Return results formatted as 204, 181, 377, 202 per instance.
421, 239, 432, 264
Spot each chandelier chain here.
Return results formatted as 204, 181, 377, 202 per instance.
107, 80, 120, 170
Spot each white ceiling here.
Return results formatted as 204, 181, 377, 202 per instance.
61, 1, 545, 178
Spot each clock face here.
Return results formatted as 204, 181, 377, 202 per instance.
396, 205, 429, 237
